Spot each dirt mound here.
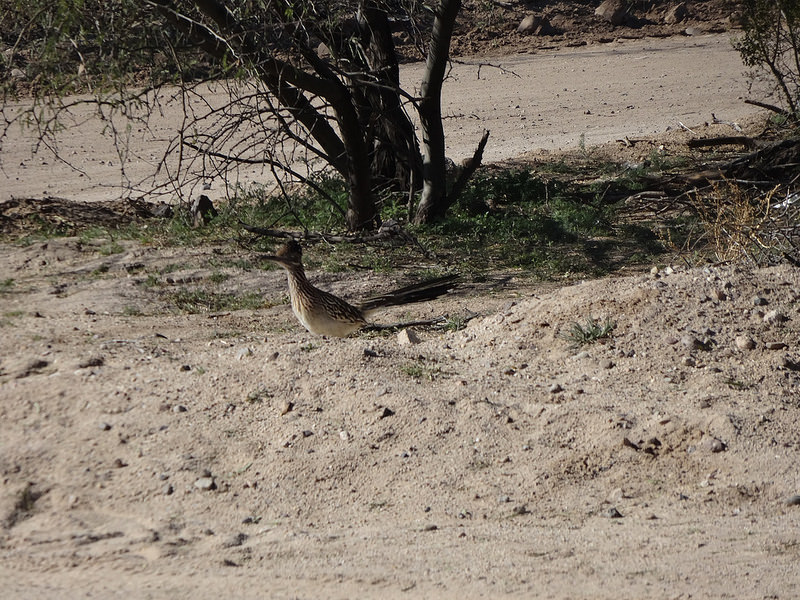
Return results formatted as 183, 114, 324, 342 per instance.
451, 0, 738, 56
1, 234, 799, 597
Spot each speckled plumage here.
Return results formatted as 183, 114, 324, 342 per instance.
264, 240, 457, 337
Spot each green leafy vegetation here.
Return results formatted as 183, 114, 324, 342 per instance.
165, 289, 265, 314
559, 318, 616, 347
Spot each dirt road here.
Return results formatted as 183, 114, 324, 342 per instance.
2, 34, 770, 204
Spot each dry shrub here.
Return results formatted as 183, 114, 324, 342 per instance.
691, 178, 800, 265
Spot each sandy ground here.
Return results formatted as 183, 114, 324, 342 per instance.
2, 33, 800, 599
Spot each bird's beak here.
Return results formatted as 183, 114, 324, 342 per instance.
262, 254, 289, 268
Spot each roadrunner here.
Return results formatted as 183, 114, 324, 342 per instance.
264, 240, 457, 337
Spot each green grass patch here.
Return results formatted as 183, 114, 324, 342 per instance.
165, 289, 265, 313
559, 317, 616, 347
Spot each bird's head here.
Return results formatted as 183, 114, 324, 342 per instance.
264, 239, 303, 270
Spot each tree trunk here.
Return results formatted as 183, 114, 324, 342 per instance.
357, 2, 423, 194
414, 0, 461, 224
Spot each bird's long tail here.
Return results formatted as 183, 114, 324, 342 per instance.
358, 274, 459, 313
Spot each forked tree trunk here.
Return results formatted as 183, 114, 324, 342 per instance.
357, 2, 424, 194
413, 0, 461, 224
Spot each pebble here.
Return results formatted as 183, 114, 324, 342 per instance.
605, 506, 623, 518
682, 356, 696, 367
172, 404, 188, 413
735, 335, 756, 350
397, 328, 421, 345
549, 383, 563, 394
99, 422, 112, 431
280, 400, 294, 415
222, 533, 248, 548
753, 296, 769, 306
498, 495, 511, 503
781, 356, 800, 371
78, 356, 104, 369
194, 476, 217, 491
236, 347, 253, 360
339, 430, 350, 441
600, 359, 614, 369
681, 334, 705, 351
162, 484, 174, 495
766, 342, 788, 350
763, 310, 788, 324
703, 437, 726, 453
711, 289, 727, 301
784, 495, 800, 506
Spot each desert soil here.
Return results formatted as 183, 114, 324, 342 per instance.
2, 7, 800, 600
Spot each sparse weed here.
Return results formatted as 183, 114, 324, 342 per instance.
560, 317, 615, 346
165, 289, 264, 313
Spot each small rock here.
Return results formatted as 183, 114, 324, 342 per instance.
78, 356, 104, 369
397, 328, 421, 345
735, 335, 756, 350
194, 476, 217, 491
236, 347, 253, 360
517, 14, 555, 35
280, 400, 294, 415
664, 3, 688, 24
681, 334, 705, 351
784, 495, 800, 506
600, 359, 614, 369
780, 356, 800, 371
766, 342, 788, 350
99, 422, 112, 431
548, 383, 563, 394
379, 406, 395, 419
511, 504, 530, 516
222, 533, 248, 548
763, 310, 788, 324
753, 296, 769, 306
498, 495, 511, 504
622, 437, 640, 450
682, 356, 696, 367
113, 458, 127, 468
301, 429, 314, 438
16, 359, 49, 378
605, 506, 623, 518
339, 430, 350, 441
10, 68, 26, 80
172, 404, 188, 413
702, 436, 726, 453
595, 0, 627, 26
711, 289, 727, 301
162, 484, 174, 495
